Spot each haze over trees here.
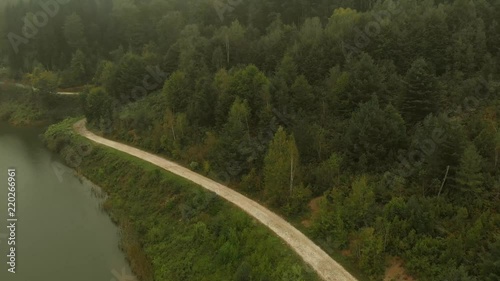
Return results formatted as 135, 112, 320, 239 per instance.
1, 0, 499, 280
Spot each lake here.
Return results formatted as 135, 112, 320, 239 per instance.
0, 123, 132, 281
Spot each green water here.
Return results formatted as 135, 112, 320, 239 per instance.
0, 123, 132, 281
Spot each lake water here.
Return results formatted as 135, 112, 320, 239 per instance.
0, 123, 132, 281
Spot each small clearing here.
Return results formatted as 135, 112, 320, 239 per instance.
384, 257, 415, 281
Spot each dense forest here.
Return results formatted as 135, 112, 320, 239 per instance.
1, 0, 499, 280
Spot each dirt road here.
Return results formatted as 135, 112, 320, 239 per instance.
56, 91, 80, 95
73, 119, 357, 281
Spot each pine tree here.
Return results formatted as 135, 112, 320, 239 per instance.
163, 71, 191, 113
63, 13, 87, 50
344, 176, 376, 229
290, 75, 315, 113
228, 65, 270, 125
454, 144, 485, 203
271, 54, 298, 114
224, 98, 250, 139
480, 238, 500, 281
344, 53, 384, 110
343, 96, 407, 172
263, 127, 299, 207
313, 153, 342, 195
213, 69, 232, 127
402, 58, 439, 126
107, 53, 147, 101
212, 98, 252, 181
68, 50, 89, 85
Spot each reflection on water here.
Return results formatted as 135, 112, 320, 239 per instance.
0, 123, 131, 281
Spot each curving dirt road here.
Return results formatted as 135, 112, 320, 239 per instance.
73, 119, 357, 281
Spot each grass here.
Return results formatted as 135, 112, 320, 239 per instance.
44, 118, 322, 281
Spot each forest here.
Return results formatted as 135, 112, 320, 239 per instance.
1, 0, 499, 280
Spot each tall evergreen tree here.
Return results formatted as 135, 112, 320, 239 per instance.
162, 70, 191, 113
63, 13, 87, 50
67, 50, 89, 86
343, 96, 407, 172
402, 58, 440, 126
453, 144, 485, 203
263, 127, 299, 207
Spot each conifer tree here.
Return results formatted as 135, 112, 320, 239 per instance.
402, 58, 439, 125
454, 144, 485, 203
263, 127, 299, 207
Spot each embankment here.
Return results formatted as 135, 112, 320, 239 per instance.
43, 118, 320, 281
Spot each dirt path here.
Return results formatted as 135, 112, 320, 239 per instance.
73, 119, 357, 281
55, 91, 80, 95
